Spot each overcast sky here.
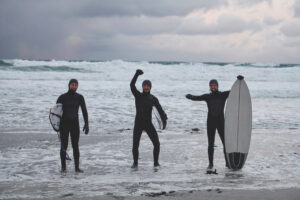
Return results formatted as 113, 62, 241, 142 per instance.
0, 0, 300, 63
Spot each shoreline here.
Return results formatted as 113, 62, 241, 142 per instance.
78, 188, 300, 200
94, 188, 300, 200
1, 188, 299, 200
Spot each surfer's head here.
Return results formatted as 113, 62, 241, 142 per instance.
68, 79, 78, 92
142, 80, 151, 93
209, 79, 218, 92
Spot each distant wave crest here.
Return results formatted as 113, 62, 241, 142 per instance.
0, 59, 299, 72
0, 65, 85, 72
0, 59, 90, 72
236, 62, 300, 68
146, 61, 300, 68
0, 60, 13, 66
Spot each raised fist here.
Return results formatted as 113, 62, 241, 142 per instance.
186, 94, 193, 99
136, 69, 144, 75
237, 75, 244, 80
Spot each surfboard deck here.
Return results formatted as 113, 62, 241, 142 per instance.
225, 79, 252, 170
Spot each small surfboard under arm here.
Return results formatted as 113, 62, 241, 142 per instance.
49, 103, 63, 132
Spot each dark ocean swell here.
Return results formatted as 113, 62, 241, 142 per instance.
147, 61, 300, 68
0, 65, 86, 72
0, 60, 13, 66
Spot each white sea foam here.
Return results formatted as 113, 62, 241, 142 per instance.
0, 59, 299, 132
0, 130, 299, 198
0, 59, 300, 198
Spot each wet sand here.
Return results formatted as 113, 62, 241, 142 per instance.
1, 188, 300, 200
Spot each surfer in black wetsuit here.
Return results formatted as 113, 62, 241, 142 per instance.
57, 79, 89, 173
130, 69, 167, 169
185, 76, 244, 171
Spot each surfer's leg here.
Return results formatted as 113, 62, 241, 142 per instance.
207, 119, 217, 166
70, 121, 80, 170
60, 124, 70, 171
217, 118, 229, 167
132, 125, 143, 166
145, 124, 160, 166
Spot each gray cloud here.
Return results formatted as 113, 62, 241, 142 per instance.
280, 19, 300, 37
0, 0, 299, 62
233, 0, 272, 7
0, 0, 228, 59
0, 1, 72, 58
177, 14, 261, 35
284, 37, 300, 48
263, 16, 282, 25
295, 0, 300, 17
74, 16, 181, 36
72, 14, 262, 37
73, 0, 228, 17
0, 0, 228, 18
0, 1, 262, 59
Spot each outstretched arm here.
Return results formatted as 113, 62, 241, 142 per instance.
130, 69, 143, 97
185, 94, 208, 101
153, 97, 168, 129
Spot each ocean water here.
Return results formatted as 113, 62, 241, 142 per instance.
0, 59, 300, 198
1, 59, 300, 133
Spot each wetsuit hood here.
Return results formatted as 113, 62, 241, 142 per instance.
142, 80, 151, 94
68, 79, 78, 94
142, 80, 152, 88
69, 79, 78, 86
209, 79, 218, 86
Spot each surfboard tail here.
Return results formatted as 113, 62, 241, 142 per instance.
226, 152, 248, 170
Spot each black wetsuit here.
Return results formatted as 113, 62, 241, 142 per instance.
57, 90, 88, 170
130, 73, 167, 166
188, 91, 230, 166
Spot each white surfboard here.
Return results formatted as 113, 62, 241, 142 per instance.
225, 79, 252, 170
153, 107, 163, 130
49, 103, 63, 132
152, 107, 167, 130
